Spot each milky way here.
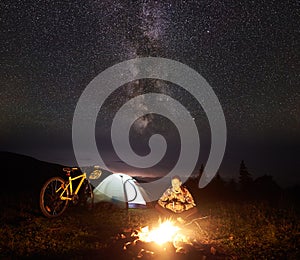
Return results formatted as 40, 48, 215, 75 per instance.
0, 0, 299, 185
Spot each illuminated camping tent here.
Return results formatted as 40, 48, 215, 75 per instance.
93, 173, 149, 208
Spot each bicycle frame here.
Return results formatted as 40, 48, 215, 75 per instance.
56, 173, 87, 201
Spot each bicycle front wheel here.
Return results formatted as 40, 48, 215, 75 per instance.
40, 177, 69, 218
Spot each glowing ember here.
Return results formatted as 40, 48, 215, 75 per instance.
134, 219, 181, 245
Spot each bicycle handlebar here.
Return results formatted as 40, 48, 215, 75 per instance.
63, 167, 79, 172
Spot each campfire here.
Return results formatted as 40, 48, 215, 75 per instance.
121, 218, 198, 259
132, 219, 187, 246
110, 216, 228, 259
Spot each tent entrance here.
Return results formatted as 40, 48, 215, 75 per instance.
93, 173, 149, 208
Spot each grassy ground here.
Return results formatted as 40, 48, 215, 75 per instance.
0, 199, 299, 259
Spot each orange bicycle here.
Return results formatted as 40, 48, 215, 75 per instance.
39, 167, 94, 218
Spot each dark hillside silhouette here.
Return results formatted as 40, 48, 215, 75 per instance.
0, 151, 67, 190
0, 151, 70, 212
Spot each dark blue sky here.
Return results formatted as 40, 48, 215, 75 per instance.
1, 0, 299, 187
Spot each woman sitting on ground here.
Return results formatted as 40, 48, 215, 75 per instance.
155, 175, 198, 224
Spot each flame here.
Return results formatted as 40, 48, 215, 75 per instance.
134, 219, 181, 245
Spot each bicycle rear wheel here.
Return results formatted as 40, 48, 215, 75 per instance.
40, 177, 69, 218
79, 179, 94, 210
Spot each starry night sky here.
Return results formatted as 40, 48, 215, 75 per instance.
1, 0, 299, 187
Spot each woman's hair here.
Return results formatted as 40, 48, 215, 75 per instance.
171, 175, 181, 182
